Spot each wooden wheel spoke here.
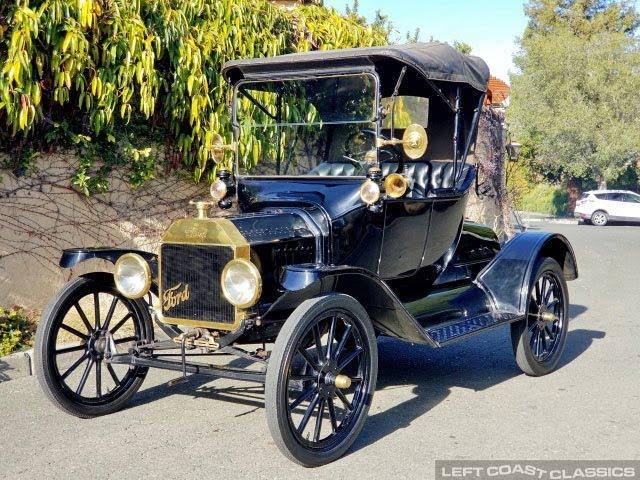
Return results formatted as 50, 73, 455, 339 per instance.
106, 363, 120, 385
114, 336, 137, 345
334, 323, 353, 359
338, 346, 363, 372
60, 352, 88, 381
290, 385, 317, 411
56, 344, 87, 355
545, 324, 556, 341
313, 398, 326, 442
529, 326, 539, 350
75, 358, 94, 395
297, 393, 320, 434
109, 313, 132, 335
326, 317, 336, 360
312, 324, 324, 365
290, 374, 316, 382
102, 297, 118, 332
60, 323, 89, 341
74, 303, 93, 334
96, 361, 102, 398
335, 389, 353, 411
297, 347, 319, 371
93, 292, 101, 330
327, 397, 339, 433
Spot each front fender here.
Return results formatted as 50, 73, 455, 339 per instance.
262, 264, 435, 346
60, 247, 157, 268
476, 231, 578, 315
60, 248, 158, 289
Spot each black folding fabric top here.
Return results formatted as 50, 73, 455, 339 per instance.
222, 42, 490, 92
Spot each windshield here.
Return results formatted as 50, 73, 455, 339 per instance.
234, 74, 377, 177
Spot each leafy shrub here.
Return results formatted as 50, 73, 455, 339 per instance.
0, 0, 388, 189
506, 160, 536, 209
516, 183, 568, 216
0, 306, 37, 356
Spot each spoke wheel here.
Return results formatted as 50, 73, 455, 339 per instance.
35, 273, 152, 417
511, 257, 569, 376
266, 294, 377, 467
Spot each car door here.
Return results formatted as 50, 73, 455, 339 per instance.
622, 193, 640, 221
605, 193, 625, 219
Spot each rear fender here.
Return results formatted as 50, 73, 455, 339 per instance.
262, 264, 436, 346
475, 231, 578, 315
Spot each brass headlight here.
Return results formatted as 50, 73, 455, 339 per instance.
221, 259, 262, 308
114, 253, 152, 299
359, 179, 381, 205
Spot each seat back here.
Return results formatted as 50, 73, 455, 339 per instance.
307, 163, 358, 176
309, 160, 472, 197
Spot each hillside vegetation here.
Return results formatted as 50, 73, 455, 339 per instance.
0, 0, 388, 191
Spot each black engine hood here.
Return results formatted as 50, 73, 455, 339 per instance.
237, 177, 365, 221
229, 210, 316, 247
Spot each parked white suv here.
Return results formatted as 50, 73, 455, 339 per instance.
574, 190, 640, 226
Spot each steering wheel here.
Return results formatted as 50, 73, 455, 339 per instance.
342, 129, 403, 173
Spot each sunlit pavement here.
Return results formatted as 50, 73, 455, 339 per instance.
1, 222, 638, 479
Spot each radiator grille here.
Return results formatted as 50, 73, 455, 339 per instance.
160, 243, 235, 324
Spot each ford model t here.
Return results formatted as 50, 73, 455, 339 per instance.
35, 43, 578, 466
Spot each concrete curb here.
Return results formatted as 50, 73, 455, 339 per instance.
0, 348, 34, 382
521, 217, 578, 225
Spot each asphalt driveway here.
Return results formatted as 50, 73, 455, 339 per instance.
0, 222, 638, 479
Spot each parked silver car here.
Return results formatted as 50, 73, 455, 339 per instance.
574, 190, 640, 226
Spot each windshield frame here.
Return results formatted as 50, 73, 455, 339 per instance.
231, 71, 380, 179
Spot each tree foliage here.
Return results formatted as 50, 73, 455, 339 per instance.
524, 0, 639, 38
0, 0, 388, 190
509, 0, 640, 187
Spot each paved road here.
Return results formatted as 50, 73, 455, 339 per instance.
1, 223, 638, 479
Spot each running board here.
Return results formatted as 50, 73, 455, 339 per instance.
425, 312, 523, 347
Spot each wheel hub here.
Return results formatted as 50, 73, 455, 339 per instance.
88, 331, 107, 358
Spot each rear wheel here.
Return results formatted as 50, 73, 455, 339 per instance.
591, 210, 608, 226
265, 294, 377, 467
510, 258, 568, 376
34, 273, 152, 418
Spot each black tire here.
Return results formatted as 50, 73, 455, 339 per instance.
510, 257, 569, 376
34, 273, 152, 418
265, 294, 377, 467
590, 210, 608, 226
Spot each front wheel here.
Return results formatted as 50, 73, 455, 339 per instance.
265, 294, 378, 467
34, 273, 153, 418
510, 257, 569, 376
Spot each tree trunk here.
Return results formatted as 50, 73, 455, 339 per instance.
467, 106, 515, 239
566, 177, 581, 214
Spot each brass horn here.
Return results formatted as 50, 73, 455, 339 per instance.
384, 173, 408, 199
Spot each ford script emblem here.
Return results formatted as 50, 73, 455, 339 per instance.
163, 283, 190, 310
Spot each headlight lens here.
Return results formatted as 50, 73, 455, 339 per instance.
221, 259, 262, 308
114, 253, 152, 299
210, 179, 228, 202
359, 179, 380, 205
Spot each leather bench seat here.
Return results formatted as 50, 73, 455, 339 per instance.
309, 160, 470, 197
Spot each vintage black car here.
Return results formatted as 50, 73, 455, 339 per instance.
34, 43, 578, 467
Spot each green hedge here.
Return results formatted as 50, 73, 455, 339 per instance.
0, 306, 36, 356
516, 183, 568, 216
0, 0, 388, 190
